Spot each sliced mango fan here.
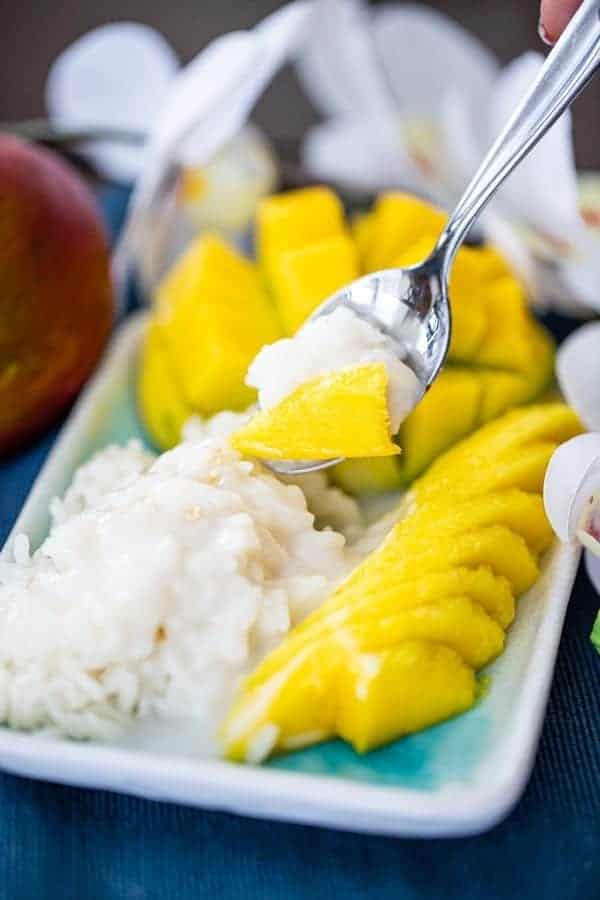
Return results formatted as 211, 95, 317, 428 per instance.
223, 403, 582, 762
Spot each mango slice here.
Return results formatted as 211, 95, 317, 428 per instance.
330, 457, 403, 495
336, 641, 477, 754
257, 186, 347, 286
231, 363, 400, 461
225, 640, 342, 761
413, 404, 582, 503
271, 235, 359, 335
397, 368, 482, 484
326, 596, 505, 669
346, 525, 539, 598
154, 235, 281, 418
322, 566, 516, 631
396, 490, 553, 556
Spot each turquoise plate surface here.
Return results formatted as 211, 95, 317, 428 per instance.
0, 316, 580, 836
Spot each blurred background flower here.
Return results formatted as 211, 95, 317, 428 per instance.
295, 0, 600, 314
3, 0, 600, 311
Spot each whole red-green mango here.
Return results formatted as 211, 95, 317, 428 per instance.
0, 135, 114, 455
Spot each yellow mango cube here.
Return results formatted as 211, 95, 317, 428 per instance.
364, 193, 447, 271
257, 186, 347, 285
478, 370, 532, 423
351, 211, 376, 270
473, 277, 535, 373
271, 235, 359, 334
231, 363, 400, 461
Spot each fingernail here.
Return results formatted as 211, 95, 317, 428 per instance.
538, 20, 554, 45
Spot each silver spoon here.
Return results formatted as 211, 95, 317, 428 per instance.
269, 0, 600, 477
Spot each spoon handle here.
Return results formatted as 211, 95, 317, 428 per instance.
436, 0, 600, 269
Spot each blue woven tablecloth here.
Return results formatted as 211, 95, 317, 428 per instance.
0, 188, 598, 900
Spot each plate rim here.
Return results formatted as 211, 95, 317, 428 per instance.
0, 314, 580, 838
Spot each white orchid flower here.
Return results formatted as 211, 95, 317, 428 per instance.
44, 14, 309, 291
296, 1, 600, 313
116, 1, 314, 295
544, 322, 600, 649
46, 6, 316, 295
45, 21, 276, 192
46, 23, 179, 184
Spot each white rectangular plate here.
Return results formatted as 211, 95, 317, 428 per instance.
0, 315, 580, 837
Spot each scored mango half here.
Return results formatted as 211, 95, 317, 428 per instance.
222, 402, 582, 762
230, 363, 400, 461
138, 187, 556, 480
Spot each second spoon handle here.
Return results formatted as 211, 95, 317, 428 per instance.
435, 0, 600, 270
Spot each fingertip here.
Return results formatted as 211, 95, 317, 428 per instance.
539, 0, 583, 46
537, 19, 555, 45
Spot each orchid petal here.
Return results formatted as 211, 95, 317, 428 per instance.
141, 7, 309, 207
117, 1, 314, 282
295, 0, 396, 119
372, 4, 499, 119
585, 549, 600, 595
46, 23, 179, 182
579, 172, 600, 228
488, 52, 582, 242
543, 434, 600, 542
561, 230, 600, 312
179, 125, 277, 231
481, 211, 541, 303
301, 116, 418, 191
439, 86, 482, 195
556, 322, 600, 430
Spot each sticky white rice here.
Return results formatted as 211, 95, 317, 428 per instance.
0, 436, 362, 750
246, 306, 424, 433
